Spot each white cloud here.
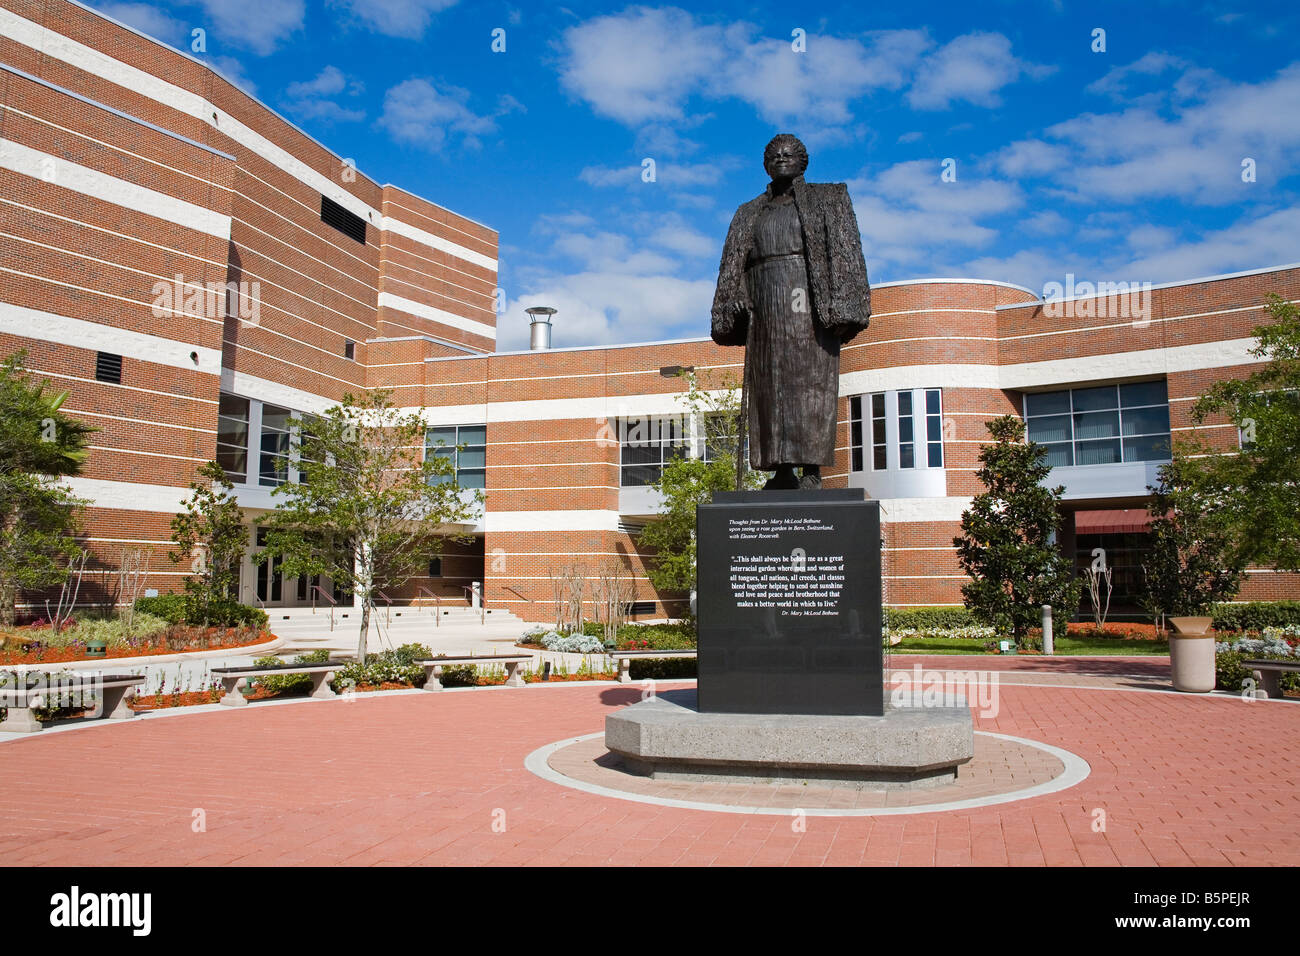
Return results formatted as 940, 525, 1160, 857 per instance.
377, 79, 506, 151
194, 0, 304, 56
499, 273, 714, 351
907, 32, 1052, 109
1086, 51, 1188, 99
327, 0, 459, 39
559, 9, 1039, 136
579, 160, 731, 189
284, 66, 365, 123
847, 159, 1025, 272
1121, 206, 1300, 282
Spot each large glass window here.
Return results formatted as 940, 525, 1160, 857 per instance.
619, 416, 690, 487
849, 389, 944, 472
259, 404, 293, 486
216, 393, 249, 482
1024, 381, 1170, 467
426, 424, 487, 489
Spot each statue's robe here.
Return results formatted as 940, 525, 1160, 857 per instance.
710, 176, 872, 470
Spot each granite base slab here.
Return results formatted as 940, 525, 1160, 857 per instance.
605, 688, 974, 791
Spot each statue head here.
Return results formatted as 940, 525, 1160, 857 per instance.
763, 134, 808, 183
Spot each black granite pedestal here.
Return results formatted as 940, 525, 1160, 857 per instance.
696, 489, 883, 716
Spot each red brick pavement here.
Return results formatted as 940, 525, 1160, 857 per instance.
0, 659, 1296, 867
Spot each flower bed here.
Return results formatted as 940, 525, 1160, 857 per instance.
0, 623, 274, 666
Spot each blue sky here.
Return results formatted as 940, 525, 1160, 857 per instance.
85, 0, 1300, 351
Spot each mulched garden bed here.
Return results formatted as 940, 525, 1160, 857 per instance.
0, 627, 275, 666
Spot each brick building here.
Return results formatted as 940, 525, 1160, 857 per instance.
2, 0, 1297, 624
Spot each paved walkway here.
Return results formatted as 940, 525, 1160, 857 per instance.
1, 656, 1297, 866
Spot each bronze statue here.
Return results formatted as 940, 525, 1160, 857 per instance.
711, 134, 872, 490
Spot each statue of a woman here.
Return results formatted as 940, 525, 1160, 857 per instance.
711, 134, 872, 489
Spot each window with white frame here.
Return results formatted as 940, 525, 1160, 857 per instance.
850, 389, 944, 471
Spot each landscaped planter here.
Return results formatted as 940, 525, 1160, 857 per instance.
1169, 617, 1216, 693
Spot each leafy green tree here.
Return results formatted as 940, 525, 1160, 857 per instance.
170, 460, 248, 624
954, 415, 1081, 644
638, 370, 762, 603
255, 390, 480, 659
0, 351, 94, 626
1138, 452, 1244, 629
1186, 294, 1300, 572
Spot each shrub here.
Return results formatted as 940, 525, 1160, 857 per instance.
67, 612, 169, 649
883, 607, 974, 630
629, 657, 697, 680
616, 622, 696, 650
131, 595, 268, 629
332, 644, 431, 690
542, 632, 607, 653
133, 594, 187, 624
253, 649, 331, 695
1214, 638, 1300, 694
1211, 601, 1300, 632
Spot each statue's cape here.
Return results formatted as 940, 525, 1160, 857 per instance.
711, 176, 872, 346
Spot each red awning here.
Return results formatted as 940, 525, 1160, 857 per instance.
1073, 509, 1152, 534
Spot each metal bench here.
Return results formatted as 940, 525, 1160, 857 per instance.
1243, 659, 1300, 700
210, 661, 350, 707
0, 673, 145, 733
416, 655, 533, 690
608, 648, 697, 683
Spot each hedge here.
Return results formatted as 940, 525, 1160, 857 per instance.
1211, 602, 1300, 632
133, 595, 268, 629
883, 607, 975, 630
628, 657, 697, 680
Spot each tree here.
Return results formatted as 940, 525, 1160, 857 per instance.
170, 460, 248, 624
1139, 452, 1244, 628
954, 415, 1081, 645
1186, 294, 1300, 572
0, 351, 94, 626
255, 390, 480, 659
637, 370, 762, 602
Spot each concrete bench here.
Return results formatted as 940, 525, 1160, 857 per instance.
609, 648, 697, 683
417, 655, 533, 690
0, 674, 145, 733
1243, 659, 1300, 700
210, 661, 350, 707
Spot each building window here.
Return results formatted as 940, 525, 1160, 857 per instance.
849, 396, 864, 471
426, 424, 487, 489
871, 393, 887, 469
344, 339, 356, 361
259, 404, 293, 486
429, 557, 442, 577
925, 388, 944, 468
1024, 380, 1170, 467
619, 416, 691, 487
321, 195, 366, 244
95, 352, 122, 384
897, 391, 914, 469
216, 393, 250, 482
850, 388, 945, 472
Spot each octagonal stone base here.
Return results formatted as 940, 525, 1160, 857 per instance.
605, 689, 974, 791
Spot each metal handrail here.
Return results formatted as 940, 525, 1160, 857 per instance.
310, 585, 337, 632
416, 586, 441, 626
501, 585, 531, 603
375, 589, 393, 626
461, 584, 485, 625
